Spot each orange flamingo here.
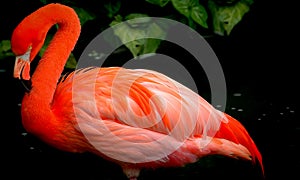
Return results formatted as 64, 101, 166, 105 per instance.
12, 3, 263, 180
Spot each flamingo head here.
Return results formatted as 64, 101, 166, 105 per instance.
11, 19, 47, 80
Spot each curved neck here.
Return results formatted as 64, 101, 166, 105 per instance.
30, 4, 81, 104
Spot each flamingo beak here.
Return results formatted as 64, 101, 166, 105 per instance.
14, 47, 31, 80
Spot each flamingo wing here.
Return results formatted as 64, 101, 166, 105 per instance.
51, 67, 261, 170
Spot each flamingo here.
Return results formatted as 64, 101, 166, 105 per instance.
12, 3, 263, 180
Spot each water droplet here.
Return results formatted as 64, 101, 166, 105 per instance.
258, 118, 262, 121
233, 93, 242, 97
237, 109, 243, 112
231, 107, 236, 110
290, 110, 295, 113
280, 112, 284, 115
88, 50, 99, 57
30, 147, 35, 150
21, 132, 27, 136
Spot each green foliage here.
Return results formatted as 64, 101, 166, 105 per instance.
2, 0, 254, 67
171, 0, 208, 28
146, 0, 253, 35
0, 40, 14, 60
110, 14, 167, 58
104, 0, 253, 59
72, 7, 96, 26
208, 0, 254, 35
64, 53, 77, 69
104, 1, 121, 18
146, 0, 170, 7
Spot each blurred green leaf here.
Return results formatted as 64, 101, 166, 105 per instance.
72, 7, 96, 26
125, 13, 152, 24
0, 40, 14, 60
39, 0, 47, 4
0, 40, 11, 52
172, 0, 193, 17
171, 0, 208, 28
191, 4, 208, 28
208, 0, 253, 35
104, 1, 121, 18
146, 0, 170, 7
210, 0, 240, 5
64, 53, 77, 69
110, 14, 167, 58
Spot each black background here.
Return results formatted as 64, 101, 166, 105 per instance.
1, 0, 298, 180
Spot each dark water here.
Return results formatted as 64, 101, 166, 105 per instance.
1, 1, 299, 180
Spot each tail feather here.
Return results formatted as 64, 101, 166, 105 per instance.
215, 113, 264, 174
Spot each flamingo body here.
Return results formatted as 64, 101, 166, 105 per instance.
12, 3, 263, 179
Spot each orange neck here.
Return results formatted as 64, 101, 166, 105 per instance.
29, 3, 81, 104
18, 4, 81, 142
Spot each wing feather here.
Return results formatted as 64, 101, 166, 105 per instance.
52, 67, 226, 161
